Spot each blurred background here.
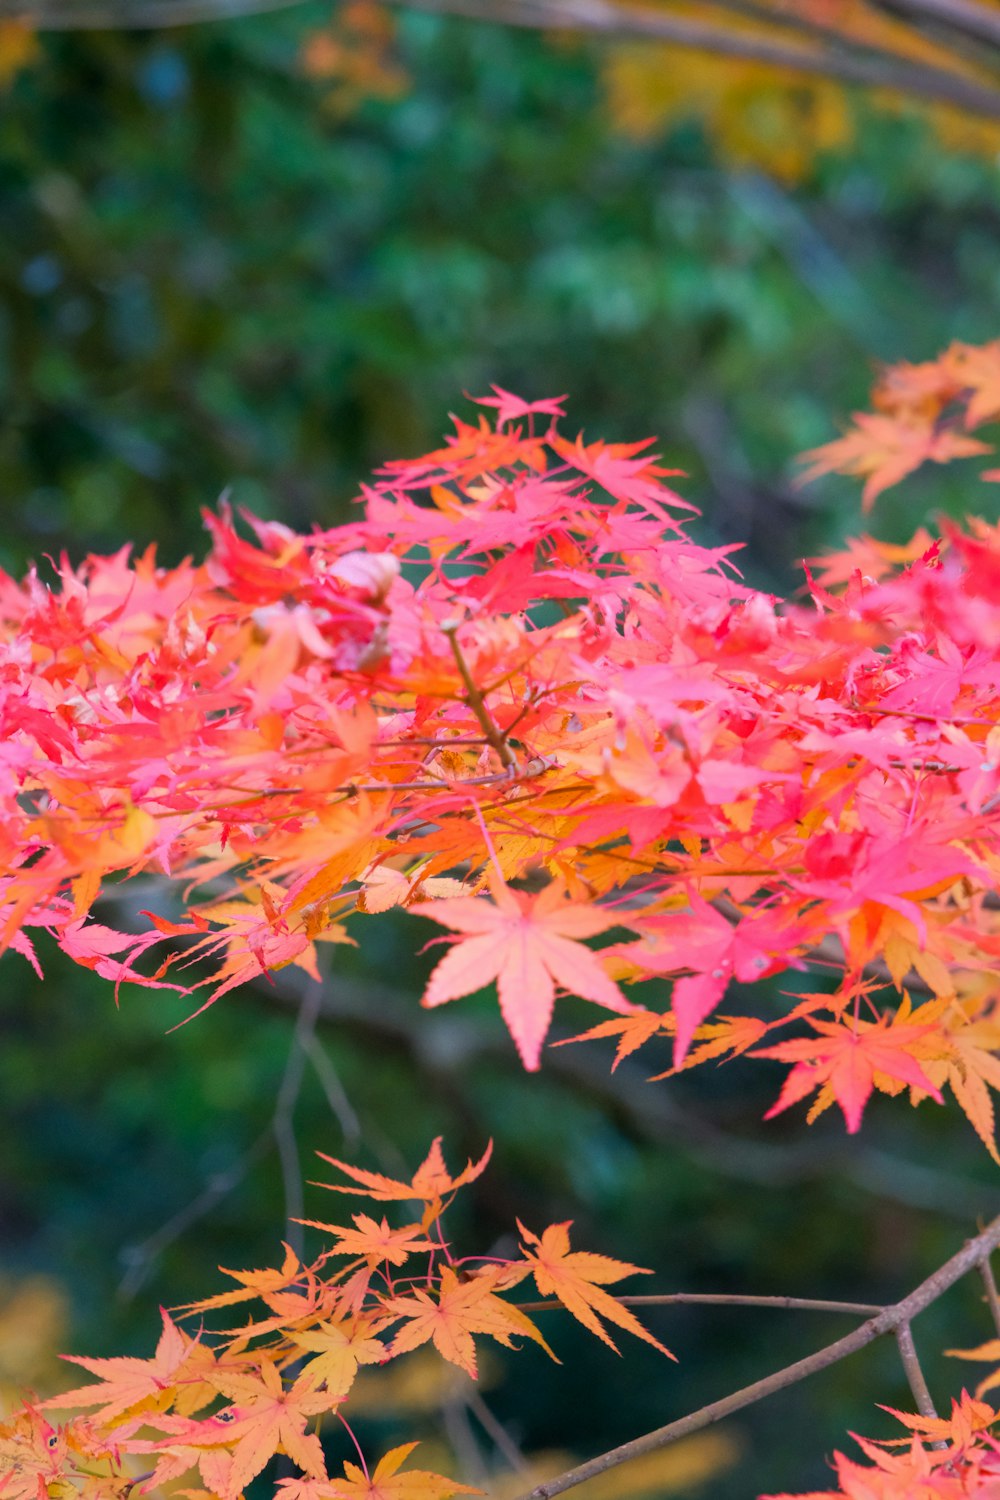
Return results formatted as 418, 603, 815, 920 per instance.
3, 5, 1000, 1498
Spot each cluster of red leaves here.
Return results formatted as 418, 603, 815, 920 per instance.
0, 1138, 669, 1500
7, 386, 1000, 1147
799, 338, 1000, 509
768, 1391, 1000, 1500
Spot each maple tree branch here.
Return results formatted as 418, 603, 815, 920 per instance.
230, 957, 996, 1224
273, 983, 323, 1257
378, 0, 1000, 122
119, 983, 329, 1296
464, 1384, 532, 1474
301, 1030, 363, 1152
118, 1128, 272, 1299
441, 623, 519, 771
979, 1253, 1000, 1337
870, 0, 1000, 49
0, 0, 308, 23
17, 0, 1000, 125
514, 1213, 1000, 1500
517, 1292, 884, 1315
894, 1320, 940, 1422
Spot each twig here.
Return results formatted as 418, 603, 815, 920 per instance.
378, 0, 1000, 122
117, 1129, 271, 1300
871, 0, 1000, 48
465, 1385, 532, 1474
301, 1030, 362, 1150
441, 622, 518, 771
516, 1293, 883, 1315
272, 984, 323, 1257
0, 0, 308, 24
119, 983, 324, 1295
515, 1212, 1000, 1500
979, 1253, 1000, 1337
894, 1320, 939, 1423
244, 964, 998, 1223
441, 1391, 489, 1488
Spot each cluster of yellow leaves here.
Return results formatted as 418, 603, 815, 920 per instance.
0, 21, 36, 88
601, 1, 1000, 180
0, 1139, 672, 1500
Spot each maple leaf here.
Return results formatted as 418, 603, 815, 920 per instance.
798, 412, 991, 511
382, 1265, 555, 1378
290, 1317, 385, 1398
180, 1242, 305, 1313
754, 1015, 944, 1133
877, 1390, 996, 1446
198, 1362, 331, 1498
412, 876, 631, 1070
516, 1222, 674, 1359
323, 1442, 481, 1500
556, 1008, 671, 1069
356, 866, 467, 914
297, 1212, 437, 1266
314, 1137, 492, 1229
44, 1309, 207, 1425
0, 1404, 70, 1500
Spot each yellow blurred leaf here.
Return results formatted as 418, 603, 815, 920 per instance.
0, 21, 36, 88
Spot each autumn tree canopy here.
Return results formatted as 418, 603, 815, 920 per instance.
6, 343, 1000, 1496
11, 0, 1000, 181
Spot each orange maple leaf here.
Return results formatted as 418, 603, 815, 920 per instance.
201, 1362, 330, 1497
877, 1390, 996, 1446
516, 1222, 674, 1359
754, 1015, 944, 1133
798, 412, 991, 511
290, 1316, 385, 1399
180, 1242, 304, 1314
297, 1213, 437, 1266
314, 1138, 492, 1230
356, 865, 467, 914
412, 876, 631, 1070
44, 1309, 209, 1425
382, 1266, 555, 1379
322, 1442, 481, 1500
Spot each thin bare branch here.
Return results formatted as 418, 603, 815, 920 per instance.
517, 1292, 884, 1315
442, 622, 518, 771
894, 1320, 939, 1422
0, 0, 307, 24
117, 1129, 271, 1300
376, 0, 1000, 121
12, 0, 1000, 125
272, 983, 323, 1257
871, 0, 1000, 48
980, 1253, 1000, 1337
302, 1030, 362, 1150
465, 1385, 532, 1474
515, 1213, 1000, 1500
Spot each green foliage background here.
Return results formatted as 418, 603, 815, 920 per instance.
3, 9, 1000, 1499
